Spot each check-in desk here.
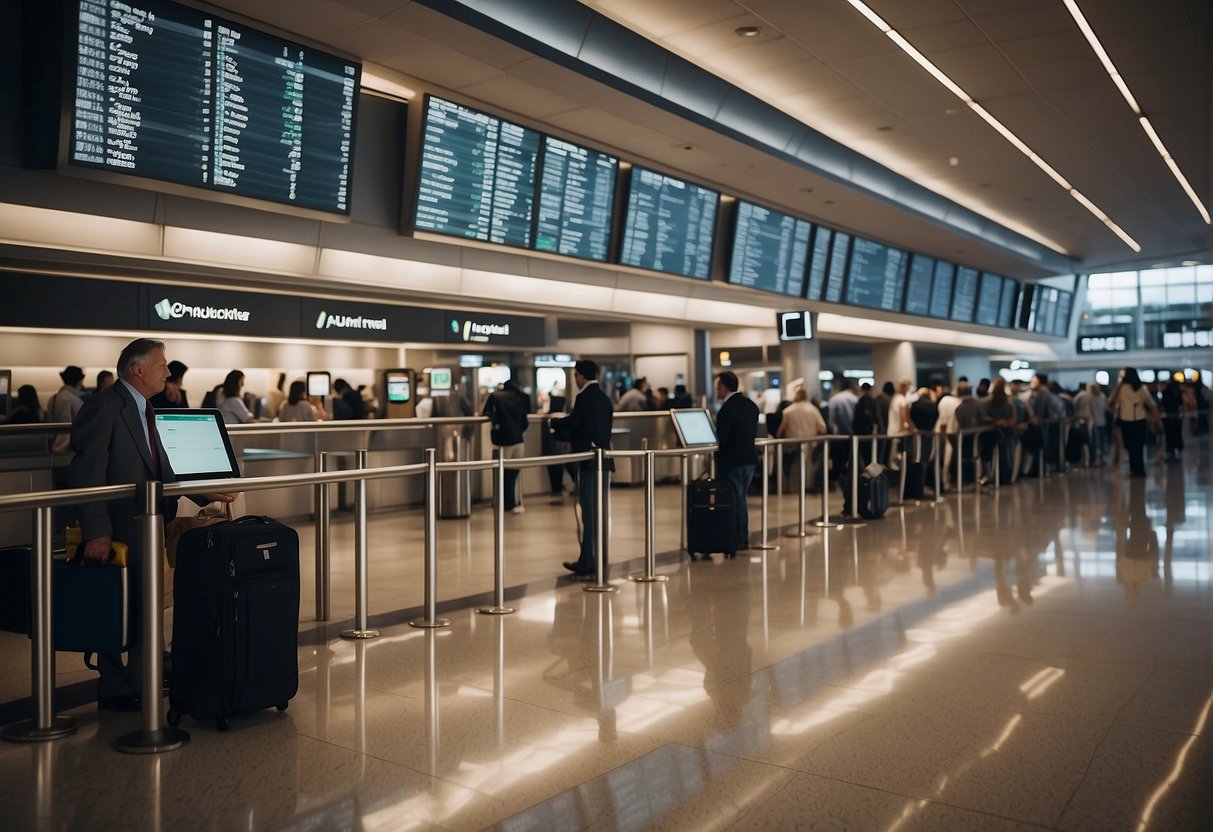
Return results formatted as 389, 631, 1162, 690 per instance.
0, 427, 55, 545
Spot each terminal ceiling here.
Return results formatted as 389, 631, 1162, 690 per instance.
214, 0, 1210, 280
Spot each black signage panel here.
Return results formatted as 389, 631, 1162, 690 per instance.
300, 297, 444, 342
823, 231, 850, 303
904, 254, 934, 316
1077, 329, 1130, 353
805, 226, 831, 300
415, 96, 541, 247
70, 0, 359, 214
0, 273, 140, 330
443, 311, 546, 346
728, 201, 811, 296
951, 266, 979, 322
141, 284, 300, 337
535, 137, 617, 261
619, 167, 717, 280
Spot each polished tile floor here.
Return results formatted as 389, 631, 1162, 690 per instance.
1, 444, 1209, 831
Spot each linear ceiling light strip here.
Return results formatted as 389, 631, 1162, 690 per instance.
844, 0, 1142, 252
1062, 0, 1211, 224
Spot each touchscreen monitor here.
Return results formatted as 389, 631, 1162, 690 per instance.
307, 372, 331, 397
429, 368, 453, 392
386, 373, 411, 404
670, 408, 718, 448
154, 409, 241, 481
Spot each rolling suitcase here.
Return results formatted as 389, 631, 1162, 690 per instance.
902, 461, 925, 500
858, 472, 889, 519
686, 479, 736, 559
168, 516, 299, 731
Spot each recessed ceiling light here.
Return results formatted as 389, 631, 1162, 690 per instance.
948, 156, 960, 166
734, 26, 763, 38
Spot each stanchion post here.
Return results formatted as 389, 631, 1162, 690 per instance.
585, 448, 616, 593
679, 453, 689, 552
342, 449, 380, 638
412, 448, 453, 626
315, 451, 330, 622
785, 440, 812, 537
754, 442, 778, 549
994, 443, 1001, 492
955, 431, 965, 494
851, 434, 860, 519
933, 433, 945, 503
3, 507, 77, 743
631, 450, 668, 582
116, 481, 189, 754
478, 452, 517, 613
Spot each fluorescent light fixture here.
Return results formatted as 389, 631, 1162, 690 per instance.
1062, 0, 1209, 224
359, 63, 416, 102
844, 0, 1142, 251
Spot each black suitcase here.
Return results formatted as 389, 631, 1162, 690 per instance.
1066, 424, 1089, 464
858, 473, 889, 519
168, 516, 299, 730
902, 461, 925, 500
687, 479, 736, 559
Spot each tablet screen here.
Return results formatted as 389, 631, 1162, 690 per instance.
154, 409, 241, 481
670, 408, 718, 447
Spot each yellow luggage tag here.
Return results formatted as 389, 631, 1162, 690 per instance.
64, 526, 127, 566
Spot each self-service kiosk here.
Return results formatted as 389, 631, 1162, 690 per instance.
383, 368, 415, 418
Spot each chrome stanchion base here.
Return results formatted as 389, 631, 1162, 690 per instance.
751, 542, 780, 550
782, 528, 815, 538
340, 629, 382, 639
114, 726, 189, 755
583, 583, 618, 593
475, 606, 517, 615
629, 573, 669, 583
810, 518, 845, 530
408, 619, 452, 629
2, 716, 77, 742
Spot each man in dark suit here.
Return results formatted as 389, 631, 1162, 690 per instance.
71, 338, 233, 710
714, 371, 759, 552
551, 359, 614, 576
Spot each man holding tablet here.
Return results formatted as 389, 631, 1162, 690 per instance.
70, 338, 235, 711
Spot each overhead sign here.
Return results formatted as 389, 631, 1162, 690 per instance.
443, 311, 546, 346
1077, 330, 1129, 353
777, 310, 814, 341
142, 285, 300, 337
1162, 328, 1212, 349
0, 273, 140, 330
299, 298, 444, 342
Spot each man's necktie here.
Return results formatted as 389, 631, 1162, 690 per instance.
145, 401, 160, 474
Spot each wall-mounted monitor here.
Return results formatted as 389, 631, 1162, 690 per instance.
846, 237, 906, 311
619, 167, 717, 279
777, 311, 813, 341
903, 254, 934, 316
429, 368, 453, 392
928, 261, 954, 318
1053, 290, 1073, 337
385, 372, 411, 404
998, 279, 1018, 329
306, 372, 331, 397
974, 273, 1002, 326
728, 201, 811, 296
805, 226, 832, 300
414, 96, 540, 247
67, 0, 359, 217
823, 231, 850, 303
951, 266, 980, 322
534, 137, 617, 262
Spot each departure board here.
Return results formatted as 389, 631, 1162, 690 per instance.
823, 232, 850, 302
904, 254, 934, 316
728, 201, 811, 296
620, 168, 717, 279
846, 237, 906, 311
999, 279, 1018, 328
534, 137, 617, 261
1053, 291, 1073, 336
929, 261, 954, 318
415, 97, 540, 246
975, 273, 1002, 326
951, 266, 980, 321
70, 0, 358, 214
806, 227, 831, 300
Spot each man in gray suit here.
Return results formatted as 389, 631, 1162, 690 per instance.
70, 338, 233, 710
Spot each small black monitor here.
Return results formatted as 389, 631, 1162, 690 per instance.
154, 409, 241, 481
670, 408, 718, 448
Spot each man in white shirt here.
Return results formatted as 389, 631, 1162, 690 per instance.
934, 385, 960, 488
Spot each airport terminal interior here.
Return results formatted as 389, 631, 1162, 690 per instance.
0, 0, 1210, 829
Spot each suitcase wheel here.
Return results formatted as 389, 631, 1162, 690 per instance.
166, 708, 181, 728
276, 702, 289, 712
216, 716, 230, 732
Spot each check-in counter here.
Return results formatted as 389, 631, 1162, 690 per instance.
0, 427, 55, 545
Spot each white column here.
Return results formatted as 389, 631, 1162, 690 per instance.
872, 341, 917, 387
781, 338, 822, 398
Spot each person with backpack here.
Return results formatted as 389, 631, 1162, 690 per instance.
483, 379, 532, 513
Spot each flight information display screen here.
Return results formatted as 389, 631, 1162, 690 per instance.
975, 273, 1003, 326
805, 227, 831, 300
904, 254, 934, 316
534, 137, 617, 261
928, 261, 954, 318
728, 201, 811, 296
823, 231, 850, 303
415, 96, 540, 247
846, 237, 906, 311
70, 0, 358, 214
620, 167, 717, 279
999, 279, 1018, 328
1053, 290, 1073, 336
951, 266, 980, 322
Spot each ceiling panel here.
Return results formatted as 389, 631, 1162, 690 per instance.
897, 19, 989, 52
927, 43, 1034, 100
871, 0, 970, 30
969, 4, 1075, 41
586, 0, 744, 39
